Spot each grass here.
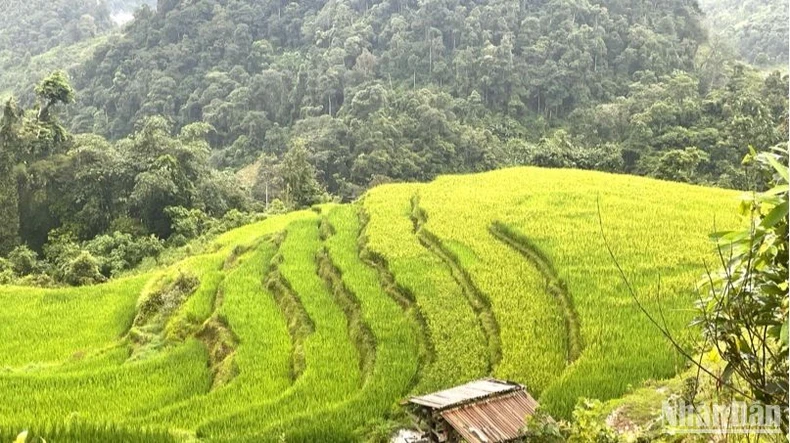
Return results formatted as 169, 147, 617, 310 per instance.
0, 166, 743, 439
414, 167, 740, 417
363, 184, 490, 392
414, 193, 568, 394
197, 215, 362, 440
0, 339, 211, 426
136, 211, 314, 430
0, 274, 149, 367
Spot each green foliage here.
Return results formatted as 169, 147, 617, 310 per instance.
165, 206, 211, 241
266, 199, 288, 215
0, 100, 21, 255
523, 410, 568, 443
516, 130, 623, 172
0, 79, 251, 284
63, 251, 105, 286
46, 0, 781, 201
523, 401, 621, 443
696, 145, 789, 413
569, 67, 788, 187
698, 0, 788, 65
34, 71, 75, 118
650, 147, 709, 183
74, 0, 706, 141
7, 245, 40, 276
0, 0, 112, 59
85, 232, 164, 277
280, 138, 326, 208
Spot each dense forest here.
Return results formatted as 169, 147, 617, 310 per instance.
0, 0, 154, 102
68, 0, 786, 191
0, 0, 112, 58
698, 0, 789, 66
0, 0, 787, 285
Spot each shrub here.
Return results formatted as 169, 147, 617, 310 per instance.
17, 272, 55, 287
43, 228, 81, 281
0, 268, 14, 284
8, 245, 39, 276
650, 147, 709, 183
85, 232, 164, 277
165, 206, 211, 240
266, 198, 288, 215
64, 251, 106, 286
510, 131, 623, 172
206, 209, 262, 236
218, 209, 250, 231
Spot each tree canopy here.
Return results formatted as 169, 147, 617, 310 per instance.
0, 0, 787, 283
698, 0, 789, 66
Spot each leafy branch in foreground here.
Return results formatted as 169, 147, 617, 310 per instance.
598, 144, 789, 430
696, 146, 788, 415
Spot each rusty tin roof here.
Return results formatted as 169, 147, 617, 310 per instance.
408, 379, 522, 410
440, 389, 539, 443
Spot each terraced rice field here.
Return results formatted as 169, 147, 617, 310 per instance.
0, 167, 740, 441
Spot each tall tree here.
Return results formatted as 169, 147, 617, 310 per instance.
280, 138, 324, 208
0, 100, 21, 254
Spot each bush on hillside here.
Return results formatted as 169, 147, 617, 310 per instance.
64, 251, 106, 286
43, 228, 82, 280
85, 232, 164, 277
216, 209, 258, 232
511, 131, 624, 172
165, 206, 212, 241
522, 400, 622, 442
8, 245, 40, 276
17, 272, 55, 287
0, 259, 13, 284
266, 199, 288, 215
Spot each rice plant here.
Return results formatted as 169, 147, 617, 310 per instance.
197, 215, 361, 439
416, 167, 740, 417
239, 204, 421, 441
0, 167, 743, 439
362, 184, 490, 392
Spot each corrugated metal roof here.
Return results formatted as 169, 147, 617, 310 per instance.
408, 379, 521, 410
440, 390, 539, 443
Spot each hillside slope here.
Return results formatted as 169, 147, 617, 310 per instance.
0, 0, 151, 102
698, 0, 789, 66
0, 167, 740, 441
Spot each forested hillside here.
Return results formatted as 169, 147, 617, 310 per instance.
698, 0, 789, 66
0, 0, 152, 101
0, 0, 113, 58
65, 0, 787, 198
0, 0, 787, 277
0, 0, 110, 99
0, 0, 787, 440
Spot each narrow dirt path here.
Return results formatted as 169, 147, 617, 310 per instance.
489, 221, 583, 363
358, 206, 433, 391
316, 237, 376, 384
265, 232, 315, 381
412, 195, 502, 373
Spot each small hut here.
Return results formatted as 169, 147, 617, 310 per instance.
406, 378, 539, 443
